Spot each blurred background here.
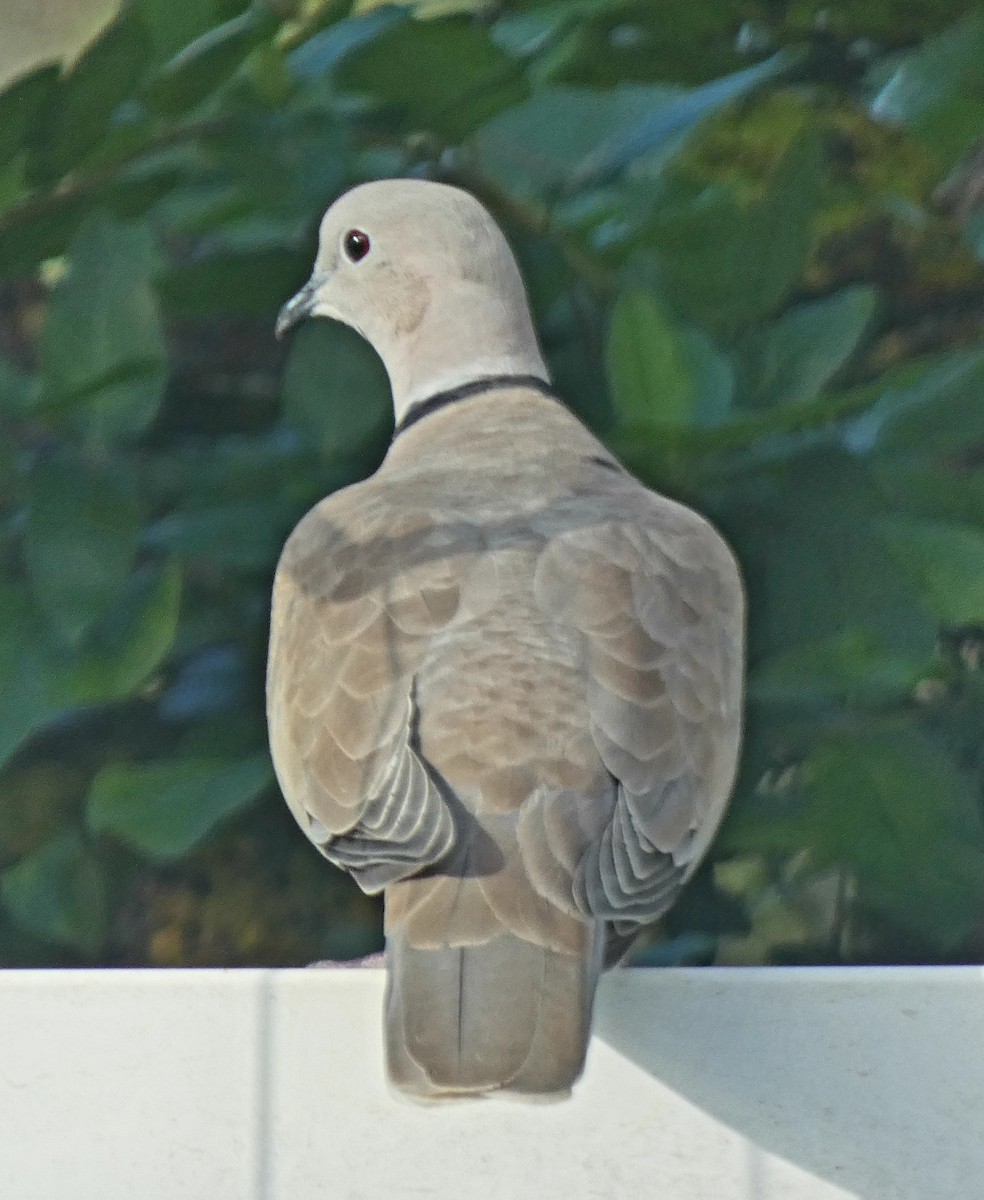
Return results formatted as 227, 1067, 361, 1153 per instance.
1, 0, 983, 969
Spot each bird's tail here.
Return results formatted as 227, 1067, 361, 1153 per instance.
384, 925, 604, 1099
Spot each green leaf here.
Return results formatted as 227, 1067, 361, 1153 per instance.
570, 51, 798, 191
32, 6, 151, 181
0, 585, 74, 772
879, 518, 984, 625
150, 502, 293, 570
0, 64, 59, 170
870, 11, 984, 169
137, 0, 225, 64
751, 629, 925, 707
39, 214, 166, 442
473, 85, 683, 198
144, 3, 280, 117
873, 464, 984, 530
288, 7, 409, 80
743, 286, 878, 409
966, 204, 984, 263
679, 326, 734, 428
161, 248, 309, 319
751, 451, 935, 659
336, 17, 529, 142
1, 833, 108, 957
606, 290, 695, 427
0, 354, 32, 415
70, 561, 183, 701
87, 753, 274, 860
282, 320, 390, 461
26, 455, 141, 646
652, 130, 823, 329
473, 51, 795, 199
863, 349, 984, 454
803, 730, 984, 945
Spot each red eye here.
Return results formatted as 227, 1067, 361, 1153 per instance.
343, 229, 371, 262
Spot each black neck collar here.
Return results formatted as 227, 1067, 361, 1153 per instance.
393, 374, 559, 439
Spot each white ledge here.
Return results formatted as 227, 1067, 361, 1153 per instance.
1, 966, 981, 1199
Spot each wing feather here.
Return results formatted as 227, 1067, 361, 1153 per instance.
267, 494, 488, 893
528, 499, 744, 925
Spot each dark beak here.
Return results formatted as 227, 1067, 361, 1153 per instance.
275, 278, 320, 340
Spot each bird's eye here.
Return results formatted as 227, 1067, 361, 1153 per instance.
343, 229, 371, 263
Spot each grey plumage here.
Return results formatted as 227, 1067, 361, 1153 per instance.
268, 180, 745, 1099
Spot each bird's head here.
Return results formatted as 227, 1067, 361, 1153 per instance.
276, 178, 548, 420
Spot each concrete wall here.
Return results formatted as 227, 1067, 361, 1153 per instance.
1, 966, 981, 1199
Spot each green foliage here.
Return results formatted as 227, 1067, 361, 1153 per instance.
38, 214, 166, 440
1, 0, 983, 968
1, 832, 108, 956
26, 455, 141, 644
869, 11, 984, 170
801, 730, 984, 947
87, 752, 273, 860
607, 290, 697, 427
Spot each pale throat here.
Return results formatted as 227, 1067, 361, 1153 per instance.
378, 285, 550, 425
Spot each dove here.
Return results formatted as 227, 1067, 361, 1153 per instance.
268, 178, 745, 1100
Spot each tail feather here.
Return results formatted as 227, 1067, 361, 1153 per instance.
385, 928, 603, 1098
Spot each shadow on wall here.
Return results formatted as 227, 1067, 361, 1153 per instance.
595, 967, 984, 1200
0, 0, 121, 88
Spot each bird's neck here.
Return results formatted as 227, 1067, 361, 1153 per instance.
380, 283, 550, 426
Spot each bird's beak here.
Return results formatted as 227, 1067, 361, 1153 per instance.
275, 276, 323, 340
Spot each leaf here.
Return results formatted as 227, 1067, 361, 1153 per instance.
750, 451, 936, 660
149, 502, 293, 570
491, 0, 613, 65
869, 11, 984, 169
136, 0, 225, 64
39, 214, 167, 442
1, 833, 108, 957
143, 3, 280, 117
0, 354, 32, 416
679, 326, 734, 428
742, 286, 878, 409
751, 629, 925, 707
160, 248, 309, 319
70, 561, 183, 701
803, 730, 984, 945
570, 51, 798, 191
335, 17, 529, 142
87, 753, 274, 860
0, 562, 181, 769
32, 6, 151, 181
861, 348, 984, 454
473, 85, 684, 198
282, 320, 391, 462
158, 646, 248, 723
473, 51, 796, 199
873, 464, 984, 530
966, 204, 984, 263
606, 290, 695, 427
0, 585, 74, 772
25, 455, 141, 646
652, 130, 823, 329
879, 518, 984, 626
0, 63, 59, 170
288, 7, 409, 80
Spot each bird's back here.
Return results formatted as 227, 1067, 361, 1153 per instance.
268, 386, 744, 1097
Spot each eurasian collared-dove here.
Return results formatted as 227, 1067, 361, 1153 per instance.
269, 179, 744, 1100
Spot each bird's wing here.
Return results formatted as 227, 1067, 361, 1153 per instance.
267, 487, 497, 894
524, 492, 745, 929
